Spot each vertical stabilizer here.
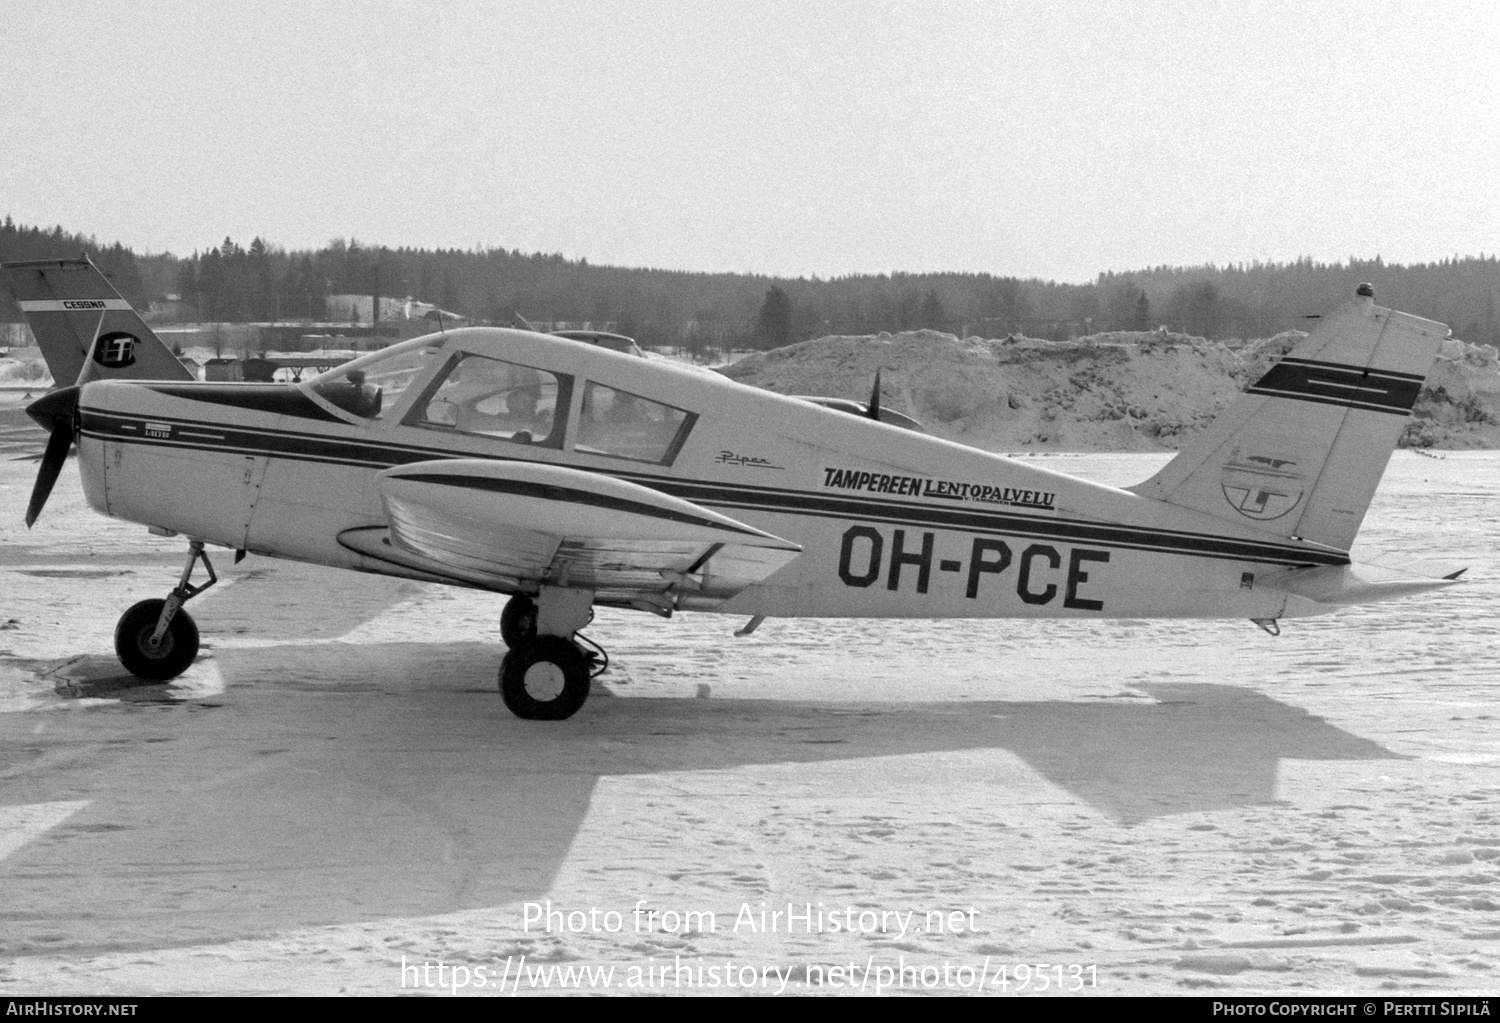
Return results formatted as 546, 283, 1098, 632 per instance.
2, 257, 194, 385
1129, 287, 1448, 552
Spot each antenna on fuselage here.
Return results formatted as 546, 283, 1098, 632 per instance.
867, 369, 883, 422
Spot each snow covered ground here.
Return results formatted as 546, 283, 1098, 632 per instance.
0, 451, 1497, 996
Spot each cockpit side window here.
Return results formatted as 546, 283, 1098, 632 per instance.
304, 338, 443, 422
311, 371, 384, 419
406, 352, 572, 449
575, 381, 696, 465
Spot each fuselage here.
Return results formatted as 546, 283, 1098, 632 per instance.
74, 328, 1346, 622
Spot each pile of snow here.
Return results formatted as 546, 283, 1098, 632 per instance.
1405, 338, 1500, 448
0, 348, 51, 387
720, 329, 1500, 451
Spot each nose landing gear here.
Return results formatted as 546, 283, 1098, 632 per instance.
115, 540, 217, 681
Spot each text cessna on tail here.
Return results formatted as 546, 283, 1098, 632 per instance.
6, 259, 1464, 720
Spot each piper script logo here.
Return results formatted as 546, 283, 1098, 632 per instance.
93, 331, 139, 369
1220, 451, 1305, 521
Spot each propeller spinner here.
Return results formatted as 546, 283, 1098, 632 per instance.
24, 385, 81, 528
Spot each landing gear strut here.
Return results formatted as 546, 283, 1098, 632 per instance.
115, 541, 216, 681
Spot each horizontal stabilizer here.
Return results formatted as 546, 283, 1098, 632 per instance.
1260, 560, 1462, 608
2, 257, 194, 385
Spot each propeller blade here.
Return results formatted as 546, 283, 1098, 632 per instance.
23, 386, 81, 529
867, 369, 882, 422
26, 423, 73, 528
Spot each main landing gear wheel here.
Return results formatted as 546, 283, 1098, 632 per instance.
499, 636, 591, 720
115, 599, 200, 681
500, 594, 538, 649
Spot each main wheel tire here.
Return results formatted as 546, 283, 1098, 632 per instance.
500, 594, 538, 649
499, 636, 591, 720
115, 599, 200, 681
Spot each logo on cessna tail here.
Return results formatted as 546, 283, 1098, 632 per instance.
93, 331, 139, 369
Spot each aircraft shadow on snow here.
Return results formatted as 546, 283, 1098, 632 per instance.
1, 628, 1400, 957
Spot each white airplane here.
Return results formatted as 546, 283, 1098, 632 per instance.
6, 259, 1463, 720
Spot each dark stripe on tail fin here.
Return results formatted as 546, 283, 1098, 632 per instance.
1248, 358, 1423, 415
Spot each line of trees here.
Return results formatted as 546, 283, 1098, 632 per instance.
1098, 256, 1500, 346
0, 217, 150, 309
3, 217, 1497, 350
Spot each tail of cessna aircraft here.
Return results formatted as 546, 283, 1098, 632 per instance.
1131, 285, 1449, 555
2, 256, 194, 386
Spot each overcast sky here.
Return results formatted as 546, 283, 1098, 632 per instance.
2, 0, 1496, 282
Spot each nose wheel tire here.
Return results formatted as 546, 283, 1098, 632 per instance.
115, 599, 200, 681
500, 594, 538, 649
499, 636, 591, 720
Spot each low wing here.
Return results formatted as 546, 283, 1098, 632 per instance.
338, 459, 801, 612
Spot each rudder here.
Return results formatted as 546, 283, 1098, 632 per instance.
1129, 286, 1449, 552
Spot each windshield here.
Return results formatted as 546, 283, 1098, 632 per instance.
303, 335, 446, 420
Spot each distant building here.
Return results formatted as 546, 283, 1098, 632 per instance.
526, 319, 620, 334
324, 294, 468, 326
258, 324, 400, 351
146, 296, 199, 323
203, 358, 243, 382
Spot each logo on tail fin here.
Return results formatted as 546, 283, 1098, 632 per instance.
1220, 448, 1305, 521
93, 331, 138, 369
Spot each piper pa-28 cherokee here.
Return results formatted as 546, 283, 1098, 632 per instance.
7, 259, 1464, 720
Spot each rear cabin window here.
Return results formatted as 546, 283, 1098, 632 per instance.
408, 353, 572, 449
575, 381, 695, 465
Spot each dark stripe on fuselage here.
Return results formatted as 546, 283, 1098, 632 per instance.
79, 408, 1349, 568
143, 383, 349, 423
1248, 358, 1422, 415
658, 481, 1347, 565
392, 472, 777, 541
83, 407, 436, 468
